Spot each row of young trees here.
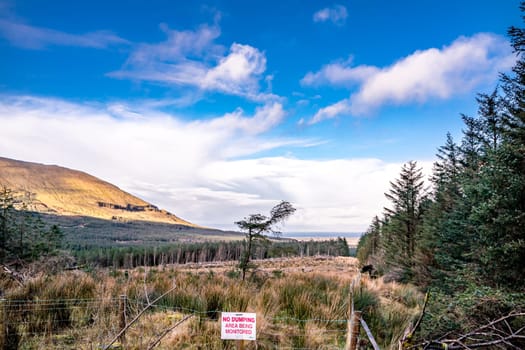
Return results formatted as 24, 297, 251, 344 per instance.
71, 200, 350, 269
72, 237, 352, 269
0, 186, 64, 265
357, 4, 525, 292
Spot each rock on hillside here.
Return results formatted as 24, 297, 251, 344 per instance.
0, 156, 197, 227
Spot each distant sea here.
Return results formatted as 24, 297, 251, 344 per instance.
281, 232, 362, 240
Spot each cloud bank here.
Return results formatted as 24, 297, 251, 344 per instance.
0, 95, 430, 232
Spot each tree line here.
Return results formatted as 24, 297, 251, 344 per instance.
72, 237, 352, 269
357, 2, 525, 344
357, 6, 525, 291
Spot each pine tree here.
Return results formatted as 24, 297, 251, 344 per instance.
502, 1, 525, 146
477, 153, 523, 287
382, 161, 427, 281
476, 89, 505, 152
432, 133, 462, 207
235, 201, 295, 280
0, 186, 15, 262
356, 216, 381, 264
416, 134, 463, 288
0, 186, 65, 264
459, 4, 525, 288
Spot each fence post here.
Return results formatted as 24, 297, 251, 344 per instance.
345, 310, 362, 350
119, 295, 127, 347
0, 298, 6, 349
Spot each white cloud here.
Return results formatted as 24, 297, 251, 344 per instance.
313, 5, 348, 26
0, 94, 432, 232
0, 14, 277, 102
110, 25, 277, 102
202, 43, 267, 96
204, 102, 284, 136
307, 33, 514, 123
301, 57, 379, 87
0, 18, 128, 49
309, 100, 351, 125
128, 23, 222, 64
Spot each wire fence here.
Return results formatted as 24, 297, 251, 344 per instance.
1, 297, 353, 349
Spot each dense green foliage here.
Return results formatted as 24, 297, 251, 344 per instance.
0, 186, 64, 264
357, 2, 525, 344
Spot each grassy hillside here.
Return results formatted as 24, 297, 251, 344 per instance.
0, 156, 195, 227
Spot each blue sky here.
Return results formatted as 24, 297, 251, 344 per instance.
0, 0, 520, 232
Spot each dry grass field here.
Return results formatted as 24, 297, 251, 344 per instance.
1, 256, 424, 349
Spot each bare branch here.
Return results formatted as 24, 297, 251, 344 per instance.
407, 312, 525, 350
399, 292, 429, 349
103, 285, 177, 350
147, 314, 194, 349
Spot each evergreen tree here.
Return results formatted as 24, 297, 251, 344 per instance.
463, 144, 525, 288
382, 161, 427, 280
13, 204, 33, 260
432, 133, 462, 206
416, 134, 463, 287
0, 186, 15, 261
430, 89, 523, 289
476, 89, 505, 152
502, 2, 525, 146
336, 237, 351, 257
457, 6, 525, 288
428, 84, 521, 289
356, 216, 381, 264
0, 186, 65, 264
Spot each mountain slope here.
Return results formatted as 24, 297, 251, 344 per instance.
0, 156, 197, 227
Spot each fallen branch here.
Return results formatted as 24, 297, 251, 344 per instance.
399, 292, 429, 349
360, 318, 380, 350
408, 312, 525, 350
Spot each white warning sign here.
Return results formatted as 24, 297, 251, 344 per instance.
220, 312, 256, 340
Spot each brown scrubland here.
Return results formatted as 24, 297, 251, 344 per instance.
0, 256, 424, 349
